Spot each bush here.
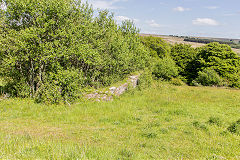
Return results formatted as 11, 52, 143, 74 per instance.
4, 80, 31, 98
194, 68, 223, 86
35, 69, 84, 104
138, 68, 153, 90
153, 57, 178, 80
170, 78, 185, 86
227, 73, 240, 88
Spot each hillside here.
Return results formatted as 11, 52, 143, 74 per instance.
140, 34, 240, 54
1, 82, 240, 159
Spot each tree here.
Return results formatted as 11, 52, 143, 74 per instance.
171, 43, 196, 77
153, 57, 178, 80
0, 0, 149, 103
140, 36, 171, 58
197, 43, 240, 77
194, 42, 240, 87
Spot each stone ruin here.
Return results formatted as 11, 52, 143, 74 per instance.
85, 75, 139, 101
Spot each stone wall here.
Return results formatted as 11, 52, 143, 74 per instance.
85, 75, 139, 101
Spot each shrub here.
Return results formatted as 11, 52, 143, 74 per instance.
194, 68, 223, 86
138, 68, 153, 90
170, 78, 185, 86
35, 69, 84, 104
153, 57, 178, 80
3, 80, 31, 98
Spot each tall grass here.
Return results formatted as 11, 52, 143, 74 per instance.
0, 82, 240, 159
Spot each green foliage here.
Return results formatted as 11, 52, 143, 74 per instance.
227, 119, 240, 135
170, 43, 197, 78
169, 42, 240, 87
140, 36, 171, 58
194, 68, 223, 86
153, 57, 178, 80
137, 68, 153, 90
35, 69, 84, 104
197, 43, 240, 77
170, 77, 185, 86
4, 79, 31, 98
0, 0, 149, 103
194, 42, 240, 87
208, 117, 222, 126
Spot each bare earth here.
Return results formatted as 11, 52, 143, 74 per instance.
141, 34, 240, 54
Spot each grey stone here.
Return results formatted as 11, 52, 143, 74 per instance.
114, 83, 128, 96
109, 87, 117, 94
85, 74, 139, 101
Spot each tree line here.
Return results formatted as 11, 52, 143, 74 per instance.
141, 36, 240, 88
184, 37, 240, 49
0, 0, 149, 103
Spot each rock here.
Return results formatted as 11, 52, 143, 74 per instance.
114, 83, 128, 96
129, 75, 139, 88
85, 74, 139, 101
101, 94, 113, 101
109, 87, 117, 94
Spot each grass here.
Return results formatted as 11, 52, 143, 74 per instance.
0, 82, 240, 159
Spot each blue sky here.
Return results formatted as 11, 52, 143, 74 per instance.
86, 0, 240, 39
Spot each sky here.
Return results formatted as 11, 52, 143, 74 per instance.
85, 0, 240, 39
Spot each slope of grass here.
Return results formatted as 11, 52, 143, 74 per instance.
0, 82, 240, 159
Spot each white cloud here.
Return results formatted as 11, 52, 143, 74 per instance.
205, 6, 219, 10
115, 16, 139, 23
173, 6, 190, 12
146, 20, 162, 28
192, 18, 219, 26
86, 0, 128, 10
115, 16, 130, 21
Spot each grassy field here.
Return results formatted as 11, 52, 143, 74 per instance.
0, 82, 240, 159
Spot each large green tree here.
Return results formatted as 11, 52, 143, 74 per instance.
0, 0, 149, 103
194, 42, 240, 87
170, 43, 197, 79
140, 36, 171, 58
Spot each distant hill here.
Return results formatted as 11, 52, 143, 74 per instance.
140, 34, 240, 54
